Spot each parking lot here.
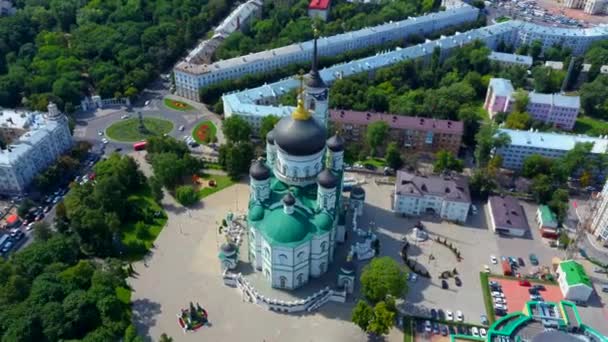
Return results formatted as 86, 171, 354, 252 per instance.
360, 178, 608, 332
489, 278, 563, 314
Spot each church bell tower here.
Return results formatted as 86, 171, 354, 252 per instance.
304, 28, 329, 127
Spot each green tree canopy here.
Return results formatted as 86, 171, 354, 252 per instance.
474, 122, 510, 168
433, 150, 463, 173
360, 257, 407, 303
260, 115, 280, 140
385, 143, 403, 170
365, 121, 389, 157
504, 111, 531, 130
175, 185, 199, 206
222, 116, 252, 143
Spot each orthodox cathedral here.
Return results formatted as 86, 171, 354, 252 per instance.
245, 34, 347, 290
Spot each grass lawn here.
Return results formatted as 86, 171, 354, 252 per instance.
198, 174, 236, 199
496, 16, 511, 23
403, 316, 414, 342
192, 120, 217, 144
205, 162, 223, 170
164, 98, 193, 111
573, 115, 608, 136
106, 117, 173, 142
120, 193, 167, 260
356, 157, 386, 168
479, 272, 496, 324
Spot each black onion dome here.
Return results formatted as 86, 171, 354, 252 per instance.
341, 260, 355, 273
221, 242, 236, 254
282, 192, 296, 205
249, 159, 270, 180
273, 116, 326, 156
306, 71, 326, 89
317, 169, 338, 188
266, 130, 275, 144
351, 186, 365, 197
327, 134, 345, 152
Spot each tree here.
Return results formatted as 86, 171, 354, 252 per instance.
351, 300, 374, 332
469, 170, 496, 200
175, 185, 198, 206
222, 116, 251, 143
385, 143, 403, 170
458, 105, 482, 147
367, 301, 396, 336
532, 66, 565, 93
148, 176, 164, 203
360, 257, 408, 303
513, 89, 529, 113
18, 198, 35, 218
505, 111, 531, 130
260, 115, 280, 140
150, 153, 196, 189
522, 154, 554, 178
433, 150, 463, 173
531, 174, 553, 203
218, 142, 254, 179
530, 40, 543, 60
365, 121, 389, 157
159, 333, 174, 342
33, 222, 53, 241
548, 188, 569, 224
474, 122, 510, 168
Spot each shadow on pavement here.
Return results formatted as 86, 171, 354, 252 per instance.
132, 298, 162, 340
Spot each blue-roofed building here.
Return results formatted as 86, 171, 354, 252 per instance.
0, 102, 72, 194
494, 129, 608, 170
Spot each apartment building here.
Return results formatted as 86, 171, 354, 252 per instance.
488, 51, 533, 68
494, 129, 608, 170
329, 109, 463, 155
484, 78, 515, 117
590, 179, 608, 242
0, 103, 72, 194
393, 171, 471, 223
308, 0, 331, 21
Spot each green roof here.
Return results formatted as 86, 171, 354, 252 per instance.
560, 260, 592, 288
255, 207, 312, 245
249, 204, 264, 221
539, 205, 558, 225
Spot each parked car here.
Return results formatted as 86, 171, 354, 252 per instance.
518, 257, 525, 266
472, 327, 480, 337
480, 328, 487, 338
424, 321, 432, 332
410, 274, 418, 282
491, 291, 504, 298
446, 310, 453, 321
432, 322, 440, 334
457, 325, 465, 334
529, 254, 539, 265
456, 310, 463, 322
26, 222, 34, 231
438, 309, 445, 321
494, 298, 506, 304
593, 267, 608, 274
489, 280, 500, 287
480, 315, 488, 325
528, 288, 539, 295
494, 303, 507, 310
519, 280, 531, 287
601, 285, 608, 293
490, 255, 498, 264
441, 325, 448, 336
430, 309, 437, 320
495, 308, 507, 316
484, 264, 490, 273
179, 125, 185, 131
532, 284, 545, 291
1, 241, 13, 253
442, 280, 449, 289
455, 276, 462, 287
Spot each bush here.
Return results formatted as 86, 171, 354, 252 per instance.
135, 221, 148, 239
175, 185, 199, 206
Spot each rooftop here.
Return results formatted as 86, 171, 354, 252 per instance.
489, 51, 533, 66
538, 205, 558, 225
309, 0, 330, 10
395, 171, 471, 203
489, 78, 515, 97
529, 92, 580, 108
329, 109, 464, 135
489, 195, 530, 231
498, 129, 608, 154
560, 260, 592, 288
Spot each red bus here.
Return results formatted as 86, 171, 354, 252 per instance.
502, 259, 513, 276
133, 141, 147, 151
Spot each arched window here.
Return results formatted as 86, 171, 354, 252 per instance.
320, 241, 328, 253
278, 254, 288, 265
297, 251, 305, 262
264, 247, 271, 260
279, 276, 287, 288
297, 273, 304, 286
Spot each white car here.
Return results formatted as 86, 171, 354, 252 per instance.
494, 303, 507, 310
472, 327, 479, 337
490, 255, 498, 264
410, 274, 418, 282
484, 264, 490, 273
456, 310, 463, 322
424, 320, 432, 332
480, 328, 487, 338
145, 100, 150, 106
494, 298, 506, 304
492, 291, 505, 298
446, 310, 453, 321
26, 222, 34, 231
179, 125, 185, 131
102, 138, 108, 144
121, 114, 129, 119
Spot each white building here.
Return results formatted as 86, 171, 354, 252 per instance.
557, 260, 594, 303
488, 195, 530, 237
488, 51, 533, 68
590, 179, 608, 242
0, 103, 73, 195
393, 171, 471, 223
494, 129, 608, 170
566, 0, 607, 14
174, 5, 480, 100
223, 20, 608, 128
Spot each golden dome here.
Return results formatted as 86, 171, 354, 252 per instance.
291, 97, 311, 121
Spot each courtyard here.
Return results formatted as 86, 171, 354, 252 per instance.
128, 169, 608, 341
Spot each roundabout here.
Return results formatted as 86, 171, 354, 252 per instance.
105, 117, 174, 142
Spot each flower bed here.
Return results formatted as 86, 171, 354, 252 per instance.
177, 302, 208, 333
192, 121, 217, 143
164, 98, 193, 111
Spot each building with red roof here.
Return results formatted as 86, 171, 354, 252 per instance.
308, 0, 331, 21
329, 109, 463, 155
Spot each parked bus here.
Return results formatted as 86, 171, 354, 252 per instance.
133, 141, 147, 151
502, 259, 513, 276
